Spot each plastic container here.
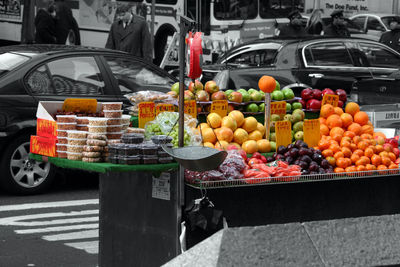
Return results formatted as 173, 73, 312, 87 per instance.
126, 127, 145, 134
67, 151, 83, 161
66, 144, 84, 153
122, 124, 129, 131
121, 133, 144, 144
57, 129, 68, 137
56, 144, 67, 151
106, 131, 123, 140
120, 144, 141, 156
57, 137, 68, 144
88, 117, 108, 126
109, 155, 119, 164
107, 139, 122, 144
76, 116, 90, 125
141, 143, 158, 155
119, 155, 141, 165
66, 130, 88, 139
107, 125, 123, 133
82, 151, 102, 158
87, 133, 107, 140
151, 135, 173, 144
57, 150, 67, 159
158, 157, 174, 164
86, 139, 107, 146
83, 145, 104, 152
107, 118, 122, 125
56, 115, 76, 123
121, 114, 131, 125
142, 155, 159, 164
88, 125, 107, 133
102, 102, 123, 111
57, 122, 77, 130
103, 110, 123, 118
76, 125, 89, 131
67, 138, 87, 146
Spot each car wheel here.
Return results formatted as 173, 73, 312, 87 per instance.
0, 133, 56, 194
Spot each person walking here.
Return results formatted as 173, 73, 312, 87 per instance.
105, 5, 152, 62
323, 10, 350, 37
379, 20, 400, 53
54, 0, 81, 45
34, 1, 57, 44
306, 9, 324, 35
276, 10, 307, 37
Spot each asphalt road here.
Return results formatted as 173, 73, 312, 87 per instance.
0, 170, 99, 267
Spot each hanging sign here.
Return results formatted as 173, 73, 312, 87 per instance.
275, 121, 292, 148
270, 101, 287, 115
210, 100, 228, 117
184, 100, 197, 118
156, 103, 175, 116
303, 119, 320, 148
138, 102, 156, 128
321, 94, 339, 107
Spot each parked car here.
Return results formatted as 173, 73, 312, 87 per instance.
0, 45, 177, 194
211, 36, 400, 100
349, 13, 400, 41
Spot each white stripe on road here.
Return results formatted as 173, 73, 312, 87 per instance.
0, 199, 99, 212
42, 229, 98, 241
65, 241, 99, 254
15, 223, 99, 234
0, 210, 98, 226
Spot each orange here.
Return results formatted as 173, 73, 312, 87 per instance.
361, 125, 374, 135
356, 165, 366, 172
353, 136, 362, 144
342, 136, 352, 143
334, 107, 344, 115
340, 140, 351, 148
351, 154, 360, 164
381, 156, 392, 167
389, 163, 399, 169
319, 117, 326, 125
334, 151, 345, 159
242, 140, 258, 154
340, 113, 354, 128
354, 111, 369, 126
215, 127, 234, 143
343, 131, 356, 138
318, 139, 330, 150
341, 147, 352, 158
379, 151, 389, 158
320, 124, 330, 136
336, 158, 349, 169
366, 164, 376, 171
326, 114, 342, 129
320, 104, 335, 118
360, 156, 371, 165
258, 75, 277, 93
345, 102, 360, 117
360, 133, 373, 140
334, 167, 345, 173
373, 132, 386, 139
357, 141, 369, 151
348, 123, 362, 136
368, 145, 377, 154
388, 152, 396, 162
329, 144, 341, 153
330, 127, 345, 137
322, 149, 334, 158
371, 154, 382, 166
345, 166, 357, 175
375, 145, 384, 153
350, 143, 358, 151
331, 134, 342, 143
377, 165, 388, 174
353, 149, 364, 157
326, 156, 336, 166
364, 147, 374, 158
202, 128, 217, 143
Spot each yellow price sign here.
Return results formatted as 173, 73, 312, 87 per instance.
62, 98, 97, 113
271, 101, 287, 115
303, 119, 320, 148
275, 121, 292, 148
184, 100, 197, 118
321, 94, 339, 107
210, 100, 228, 117
138, 102, 156, 128
155, 103, 175, 116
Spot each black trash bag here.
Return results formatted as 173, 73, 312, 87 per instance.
184, 197, 224, 249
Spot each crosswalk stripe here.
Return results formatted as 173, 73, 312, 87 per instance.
42, 229, 98, 241
15, 223, 99, 234
0, 199, 99, 212
65, 241, 99, 254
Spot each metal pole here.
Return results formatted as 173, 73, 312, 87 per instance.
151, 0, 155, 46
264, 94, 271, 140
21, 0, 35, 44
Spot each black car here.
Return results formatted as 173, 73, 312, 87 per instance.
209, 36, 400, 99
0, 45, 177, 194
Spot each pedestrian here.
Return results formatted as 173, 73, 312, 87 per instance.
306, 9, 324, 35
34, 1, 57, 44
323, 10, 350, 37
54, 0, 81, 45
105, 5, 152, 62
379, 20, 400, 53
276, 10, 307, 37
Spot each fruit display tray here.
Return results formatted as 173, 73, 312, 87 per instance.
195, 97, 301, 106
186, 169, 400, 189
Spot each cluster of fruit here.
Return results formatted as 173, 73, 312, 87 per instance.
200, 110, 272, 154
317, 102, 399, 174
145, 123, 191, 147
300, 88, 347, 110
271, 82, 296, 101
269, 109, 306, 144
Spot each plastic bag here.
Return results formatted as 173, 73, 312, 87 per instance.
124, 90, 172, 104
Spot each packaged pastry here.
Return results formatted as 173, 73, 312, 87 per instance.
57, 122, 77, 130
88, 125, 107, 133
57, 151, 67, 159
87, 133, 107, 140
103, 110, 123, 118
57, 137, 68, 144
122, 124, 129, 131
57, 130, 68, 137
67, 151, 83, 161
107, 125, 123, 133
66, 144, 84, 153
121, 114, 131, 125
76, 125, 89, 131
107, 139, 122, 144
106, 132, 123, 140
82, 157, 102, 163
76, 117, 90, 125
56, 144, 67, 151
102, 102, 123, 111
126, 127, 145, 134
87, 139, 107, 146
88, 117, 108, 126
83, 145, 104, 152
67, 130, 88, 139
56, 115, 76, 123
67, 138, 87, 146
107, 118, 122, 125
82, 151, 102, 158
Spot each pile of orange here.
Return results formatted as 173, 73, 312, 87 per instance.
318, 102, 399, 175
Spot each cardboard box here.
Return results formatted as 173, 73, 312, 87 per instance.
30, 135, 57, 157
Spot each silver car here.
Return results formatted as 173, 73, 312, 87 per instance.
349, 13, 400, 41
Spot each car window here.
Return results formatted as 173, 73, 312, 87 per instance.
104, 57, 175, 94
27, 57, 105, 95
359, 42, 400, 68
381, 16, 400, 28
367, 17, 384, 31
0, 52, 30, 75
351, 16, 366, 29
304, 42, 354, 67
225, 49, 277, 66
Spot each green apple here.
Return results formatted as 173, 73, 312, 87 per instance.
286, 103, 291, 111
293, 121, 304, 132
271, 114, 281, 121
171, 82, 180, 94
292, 102, 303, 110
246, 103, 259, 112
258, 103, 265, 112
271, 90, 284, 101
260, 91, 265, 100
269, 141, 276, 151
241, 92, 251, 102
250, 91, 262, 101
270, 132, 276, 142
283, 114, 292, 121
274, 81, 280, 91
294, 131, 304, 141
282, 88, 295, 100
292, 109, 305, 120
248, 88, 257, 95
290, 113, 302, 124
238, 89, 247, 95
225, 89, 234, 97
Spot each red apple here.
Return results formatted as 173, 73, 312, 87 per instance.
211, 91, 227, 101
307, 99, 321, 110
335, 89, 347, 102
299, 99, 306, 109
227, 104, 235, 113
228, 92, 243, 103
188, 79, 204, 94
322, 88, 335, 97
184, 90, 195, 100
393, 147, 400, 158
205, 80, 219, 94
301, 88, 313, 101
196, 90, 210, 101
338, 100, 344, 108
386, 138, 399, 148
313, 89, 322, 100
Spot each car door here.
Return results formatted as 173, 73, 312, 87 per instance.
366, 16, 386, 41
356, 41, 400, 104
349, 16, 368, 39
298, 41, 372, 94
25, 55, 117, 104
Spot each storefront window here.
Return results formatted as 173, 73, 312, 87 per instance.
214, 0, 258, 20
260, 0, 304, 19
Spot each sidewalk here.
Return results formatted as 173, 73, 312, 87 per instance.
165, 214, 400, 266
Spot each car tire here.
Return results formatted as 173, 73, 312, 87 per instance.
0, 133, 56, 195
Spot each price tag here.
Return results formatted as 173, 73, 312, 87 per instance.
210, 100, 228, 117
62, 98, 97, 113
275, 121, 292, 148
155, 103, 175, 116
138, 102, 156, 128
184, 100, 197, 118
321, 94, 339, 107
303, 119, 320, 148
271, 101, 287, 115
